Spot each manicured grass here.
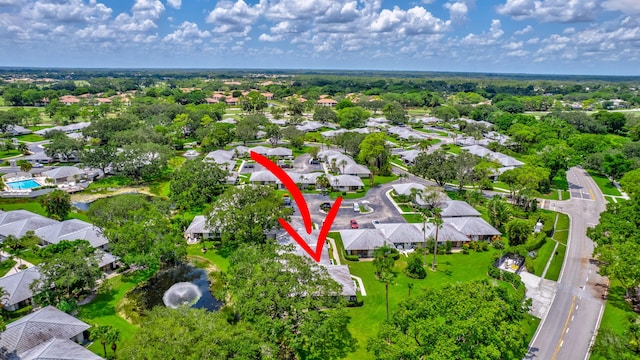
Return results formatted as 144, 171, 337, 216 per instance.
15, 134, 45, 142
0, 149, 21, 159
530, 239, 555, 277
18, 249, 42, 265
343, 249, 524, 359
398, 204, 413, 212
372, 174, 398, 186
587, 170, 622, 196
0, 199, 89, 222
28, 125, 54, 131
78, 274, 145, 358
553, 230, 568, 244
402, 213, 424, 223
597, 279, 634, 338
537, 190, 561, 200
0, 259, 17, 277
561, 190, 571, 200
544, 243, 565, 281
555, 213, 570, 232
491, 181, 511, 191
186, 245, 230, 272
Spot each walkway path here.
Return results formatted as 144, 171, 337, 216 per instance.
351, 275, 367, 296
0, 251, 35, 277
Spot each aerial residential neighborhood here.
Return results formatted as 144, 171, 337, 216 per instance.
0, 1, 639, 359
0, 68, 635, 360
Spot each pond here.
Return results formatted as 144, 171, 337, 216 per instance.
127, 264, 222, 311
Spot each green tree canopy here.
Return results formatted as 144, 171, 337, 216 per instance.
120, 306, 269, 360
228, 244, 356, 360
39, 189, 71, 220
358, 132, 391, 175
411, 150, 455, 186
367, 281, 529, 360
206, 185, 293, 249
170, 160, 228, 210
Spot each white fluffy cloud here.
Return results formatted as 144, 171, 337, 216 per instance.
444, 1, 469, 22
497, 0, 599, 23
514, 25, 533, 35
206, 0, 262, 35
166, 0, 181, 10
163, 21, 210, 45
462, 19, 503, 45
602, 0, 640, 14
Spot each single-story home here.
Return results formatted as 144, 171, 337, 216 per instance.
296, 121, 325, 132
462, 145, 524, 168
0, 210, 58, 240
443, 217, 501, 241
34, 219, 109, 249
339, 229, 393, 258
317, 150, 343, 161
0, 267, 41, 311
0, 305, 101, 359
374, 223, 425, 250
24, 151, 53, 164
340, 164, 371, 178
5, 125, 31, 136
397, 150, 423, 165
391, 183, 450, 208
440, 200, 482, 218
329, 175, 364, 192
41, 166, 86, 184
414, 222, 472, 248
184, 215, 214, 241
250, 170, 281, 188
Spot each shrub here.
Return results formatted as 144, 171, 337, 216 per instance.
405, 252, 426, 279
445, 240, 453, 254
342, 191, 347, 196
344, 253, 359, 262
492, 239, 505, 249
487, 265, 523, 289
389, 248, 401, 260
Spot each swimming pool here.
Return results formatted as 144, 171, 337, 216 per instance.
6, 179, 41, 190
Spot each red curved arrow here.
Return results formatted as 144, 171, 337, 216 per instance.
251, 151, 342, 262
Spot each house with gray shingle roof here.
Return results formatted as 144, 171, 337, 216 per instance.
329, 175, 364, 192
440, 200, 481, 218
18, 338, 103, 360
443, 217, 501, 241
413, 222, 472, 248
41, 166, 86, 184
339, 229, 393, 258
250, 170, 281, 188
340, 164, 371, 178
34, 219, 109, 249
0, 306, 99, 359
0, 267, 41, 311
0, 211, 58, 240
397, 149, 423, 165
374, 223, 425, 250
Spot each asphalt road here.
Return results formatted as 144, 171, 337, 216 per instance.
526, 167, 608, 360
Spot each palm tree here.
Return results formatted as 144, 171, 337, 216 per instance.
330, 158, 337, 173
373, 245, 396, 321
17, 143, 29, 155
407, 283, 413, 297
90, 325, 110, 358
339, 159, 347, 174
418, 139, 431, 152
105, 328, 121, 359
315, 174, 330, 191
430, 207, 443, 271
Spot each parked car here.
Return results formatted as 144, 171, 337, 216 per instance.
350, 220, 359, 229
283, 194, 292, 206
33, 163, 43, 168
353, 202, 360, 212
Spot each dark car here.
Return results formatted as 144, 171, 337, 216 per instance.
350, 220, 359, 229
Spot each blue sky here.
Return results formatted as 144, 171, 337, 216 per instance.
0, 0, 639, 75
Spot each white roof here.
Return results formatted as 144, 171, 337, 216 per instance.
185, 215, 213, 236
204, 150, 233, 164
35, 219, 109, 248
443, 217, 501, 237
42, 166, 84, 180
339, 229, 392, 251
440, 200, 481, 218
0, 306, 90, 355
329, 175, 364, 187
250, 170, 280, 183
374, 223, 425, 244
341, 164, 371, 176
0, 211, 58, 239
19, 338, 104, 360
411, 222, 470, 243
392, 182, 425, 196
0, 267, 41, 307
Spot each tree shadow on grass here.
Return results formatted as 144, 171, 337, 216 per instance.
608, 285, 634, 313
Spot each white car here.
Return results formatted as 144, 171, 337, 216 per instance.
353, 202, 360, 212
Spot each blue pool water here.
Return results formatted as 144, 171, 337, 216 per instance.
6, 179, 41, 190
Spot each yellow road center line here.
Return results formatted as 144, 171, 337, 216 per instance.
589, 188, 595, 200
552, 295, 577, 360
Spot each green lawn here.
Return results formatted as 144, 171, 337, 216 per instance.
0, 149, 21, 159
186, 245, 229, 272
402, 213, 425, 223
398, 204, 413, 212
0, 259, 16, 277
591, 279, 637, 360
544, 243, 565, 281
555, 213, 570, 233
552, 176, 569, 191
343, 249, 525, 359
15, 134, 45, 142
0, 198, 89, 222
78, 274, 146, 358
491, 181, 511, 191
530, 239, 555, 277
18, 249, 42, 265
587, 170, 622, 196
